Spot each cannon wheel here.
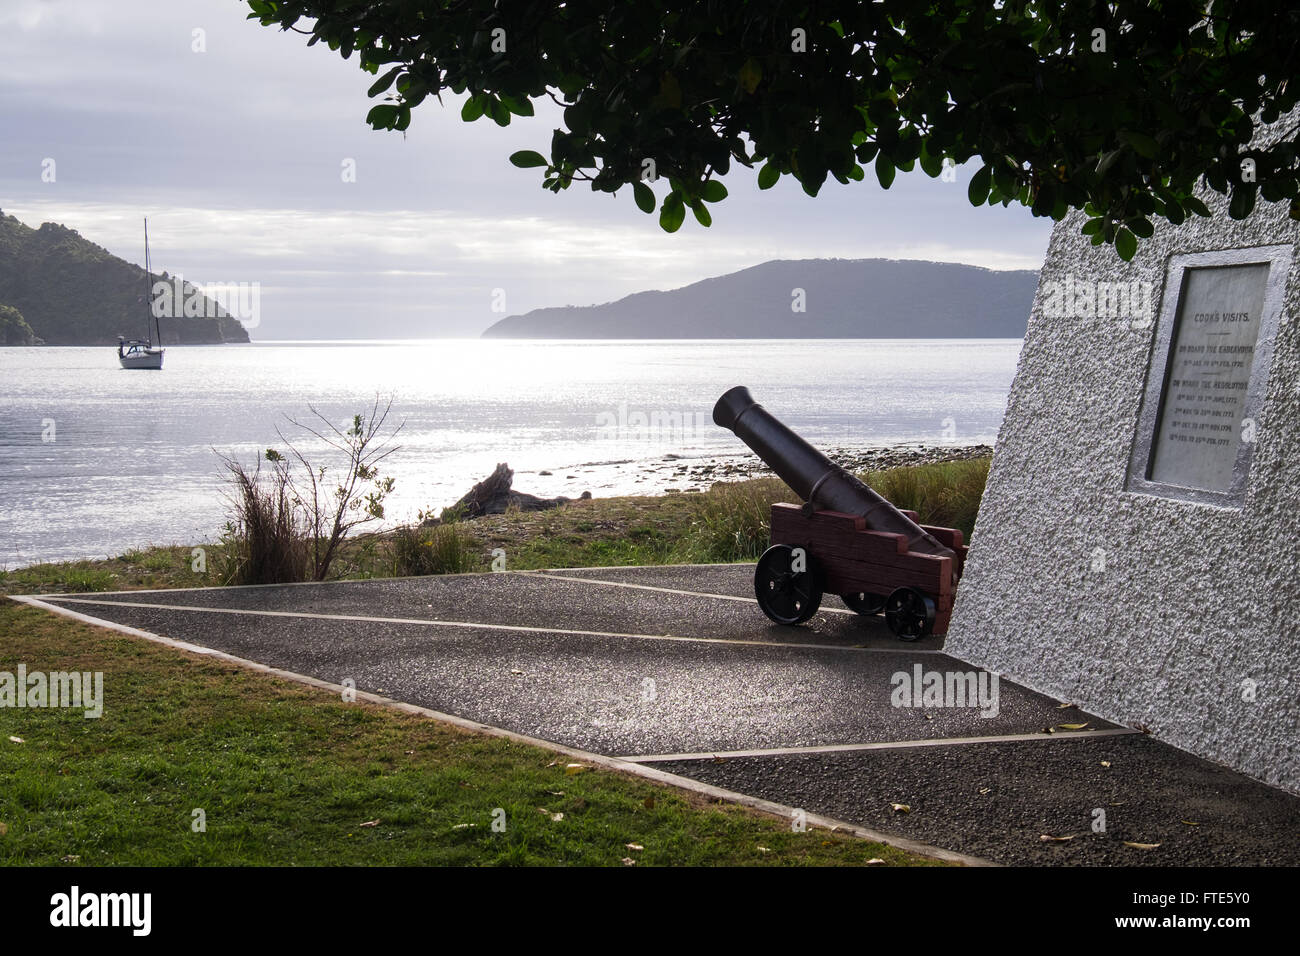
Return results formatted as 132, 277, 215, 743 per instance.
754, 545, 823, 625
841, 592, 886, 616
884, 587, 936, 641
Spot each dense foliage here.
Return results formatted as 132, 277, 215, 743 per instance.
0, 303, 37, 345
248, 1, 1299, 260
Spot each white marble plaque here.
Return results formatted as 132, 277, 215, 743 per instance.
1149, 264, 1269, 491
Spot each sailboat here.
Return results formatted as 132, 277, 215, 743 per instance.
118, 217, 165, 370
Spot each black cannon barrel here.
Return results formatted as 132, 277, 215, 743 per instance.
713, 385, 956, 568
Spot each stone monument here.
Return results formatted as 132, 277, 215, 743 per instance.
947, 119, 1299, 794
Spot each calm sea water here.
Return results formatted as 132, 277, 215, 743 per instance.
0, 339, 1021, 566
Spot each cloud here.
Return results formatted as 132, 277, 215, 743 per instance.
1, 0, 1051, 338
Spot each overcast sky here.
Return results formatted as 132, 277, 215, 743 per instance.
0, 0, 1052, 339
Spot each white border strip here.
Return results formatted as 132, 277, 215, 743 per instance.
9, 594, 991, 867
622, 728, 1139, 763
37, 596, 945, 654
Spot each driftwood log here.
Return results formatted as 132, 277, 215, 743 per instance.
429, 463, 590, 523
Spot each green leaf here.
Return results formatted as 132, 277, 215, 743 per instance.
1184, 196, 1211, 218
757, 163, 779, 189
967, 165, 992, 205
690, 200, 712, 227
1115, 227, 1137, 261
632, 181, 655, 214
1228, 186, 1256, 220
659, 193, 685, 232
875, 153, 896, 189
367, 67, 402, 97
1121, 131, 1159, 159
1080, 217, 1104, 236
366, 104, 399, 128
500, 94, 535, 117
509, 150, 548, 169
701, 180, 728, 203
460, 95, 485, 122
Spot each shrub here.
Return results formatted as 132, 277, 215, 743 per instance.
217, 459, 309, 586
861, 457, 991, 540
216, 397, 401, 585
390, 521, 481, 576
678, 477, 790, 563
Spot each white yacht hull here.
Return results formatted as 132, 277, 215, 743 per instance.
119, 348, 164, 370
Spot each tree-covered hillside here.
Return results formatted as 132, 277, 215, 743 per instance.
0, 210, 250, 346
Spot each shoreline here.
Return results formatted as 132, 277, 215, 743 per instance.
0, 452, 993, 590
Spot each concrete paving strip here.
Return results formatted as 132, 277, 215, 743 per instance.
658, 737, 1300, 866
10, 594, 993, 867
27, 593, 1096, 757
48, 567, 936, 650
41, 596, 942, 654
621, 727, 1141, 762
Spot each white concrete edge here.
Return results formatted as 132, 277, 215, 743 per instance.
622, 727, 1141, 763
9, 593, 992, 868
13, 563, 749, 599
36, 596, 947, 655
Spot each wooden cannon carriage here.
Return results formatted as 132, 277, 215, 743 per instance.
713, 386, 968, 640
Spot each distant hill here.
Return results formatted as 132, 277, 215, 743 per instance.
482, 258, 1037, 338
0, 210, 250, 346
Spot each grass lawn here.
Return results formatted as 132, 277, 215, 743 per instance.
0, 601, 942, 867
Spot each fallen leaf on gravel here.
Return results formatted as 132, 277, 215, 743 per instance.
890, 803, 911, 813
359, 819, 380, 827
8, 736, 23, 744
61, 854, 79, 863
1057, 702, 1076, 709
564, 763, 587, 775
1040, 834, 1076, 842
977, 788, 991, 795
1100, 761, 1111, 768
1124, 841, 1161, 850
924, 714, 934, 720
711, 756, 727, 763
510, 669, 524, 676
621, 857, 637, 866
626, 843, 643, 851
1056, 722, 1090, 731
1181, 820, 1200, 827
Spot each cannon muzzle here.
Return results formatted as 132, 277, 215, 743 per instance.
713, 385, 956, 568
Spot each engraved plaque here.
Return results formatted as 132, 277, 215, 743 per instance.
1148, 264, 1268, 491
1127, 245, 1291, 507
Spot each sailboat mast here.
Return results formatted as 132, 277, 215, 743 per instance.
142, 217, 157, 347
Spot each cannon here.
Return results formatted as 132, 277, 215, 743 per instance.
713, 385, 968, 639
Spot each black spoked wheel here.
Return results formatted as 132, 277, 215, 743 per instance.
841, 592, 886, 616
884, 587, 936, 641
754, 544, 823, 625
